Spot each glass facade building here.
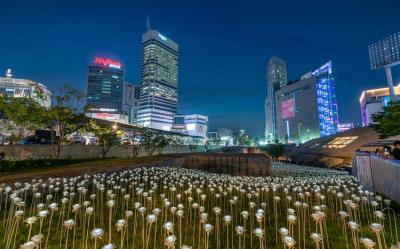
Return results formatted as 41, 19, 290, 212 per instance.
86, 57, 125, 114
312, 61, 339, 137
136, 29, 179, 131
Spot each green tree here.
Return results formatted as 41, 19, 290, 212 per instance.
170, 136, 184, 154
88, 120, 123, 158
156, 135, 170, 155
128, 128, 146, 158
371, 100, 400, 138
41, 85, 87, 158
142, 131, 170, 156
0, 97, 45, 140
188, 142, 197, 153
143, 131, 159, 156
262, 143, 285, 160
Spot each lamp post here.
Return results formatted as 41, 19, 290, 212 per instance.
112, 122, 118, 131
297, 123, 303, 143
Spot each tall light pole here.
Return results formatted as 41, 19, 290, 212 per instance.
369, 32, 400, 101
297, 123, 303, 143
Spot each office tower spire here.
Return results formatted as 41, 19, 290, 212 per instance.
146, 15, 151, 31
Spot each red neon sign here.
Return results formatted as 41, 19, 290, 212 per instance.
94, 57, 122, 68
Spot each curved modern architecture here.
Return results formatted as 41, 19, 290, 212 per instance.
0, 69, 52, 107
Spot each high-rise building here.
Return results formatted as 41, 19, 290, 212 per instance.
136, 24, 179, 131
0, 69, 52, 107
275, 61, 338, 143
360, 83, 400, 126
265, 56, 287, 142
86, 57, 125, 121
122, 82, 140, 124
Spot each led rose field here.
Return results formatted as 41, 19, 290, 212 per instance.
0, 163, 399, 249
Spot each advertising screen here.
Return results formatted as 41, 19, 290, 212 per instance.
282, 98, 295, 119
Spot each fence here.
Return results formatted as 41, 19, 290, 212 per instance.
0, 144, 222, 160
352, 152, 400, 203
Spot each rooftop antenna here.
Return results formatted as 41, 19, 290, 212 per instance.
5, 69, 12, 78
146, 15, 151, 31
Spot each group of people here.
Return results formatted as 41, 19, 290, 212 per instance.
375, 140, 400, 160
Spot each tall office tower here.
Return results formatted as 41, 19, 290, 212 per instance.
86, 57, 125, 121
136, 23, 179, 131
122, 82, 140, 124
265, 56, 287, 142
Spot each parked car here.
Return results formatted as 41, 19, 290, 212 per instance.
17, 130, 58, 145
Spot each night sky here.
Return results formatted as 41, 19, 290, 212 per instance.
1, 0, 399, 136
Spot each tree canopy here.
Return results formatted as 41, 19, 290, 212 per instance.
371, 100, 400, 139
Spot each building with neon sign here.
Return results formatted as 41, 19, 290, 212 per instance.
136, 25, 179, 131
86, 57, 125, 121
275, 61, 338, 143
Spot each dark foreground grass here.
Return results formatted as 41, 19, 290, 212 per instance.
0, 163, 398, 249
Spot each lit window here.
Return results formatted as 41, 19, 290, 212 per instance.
322, 136, 358, 149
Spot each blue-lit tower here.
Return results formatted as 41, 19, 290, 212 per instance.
312, 61, 339, 137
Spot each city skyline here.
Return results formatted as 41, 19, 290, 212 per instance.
1, 0, 400, 136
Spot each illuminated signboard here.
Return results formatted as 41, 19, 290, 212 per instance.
94, 57, 122, 69
95, 113, 119, 120
158, 33, 167, 41
368, 32, 400, 70
282, 98, 295, 119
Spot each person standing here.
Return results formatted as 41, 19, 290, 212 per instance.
392, 141, 400, 160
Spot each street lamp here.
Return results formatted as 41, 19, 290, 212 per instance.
112, 122, 118, 131
297, 123, 303, 143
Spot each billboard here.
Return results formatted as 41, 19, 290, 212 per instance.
368, 32, 400, 69
282, 98, 295, 119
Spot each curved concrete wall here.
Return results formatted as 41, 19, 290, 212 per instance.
174, 153, 272, 176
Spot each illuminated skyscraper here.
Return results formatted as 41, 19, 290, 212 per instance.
136, 23, 179, 131
86, 57, 127, 122
265, 56, 287, 142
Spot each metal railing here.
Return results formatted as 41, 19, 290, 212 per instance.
352, 152, 400, 203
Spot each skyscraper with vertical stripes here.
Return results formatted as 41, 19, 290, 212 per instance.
136, 22, 179, 131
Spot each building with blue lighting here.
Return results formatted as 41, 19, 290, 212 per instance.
275, 61, 339, 143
